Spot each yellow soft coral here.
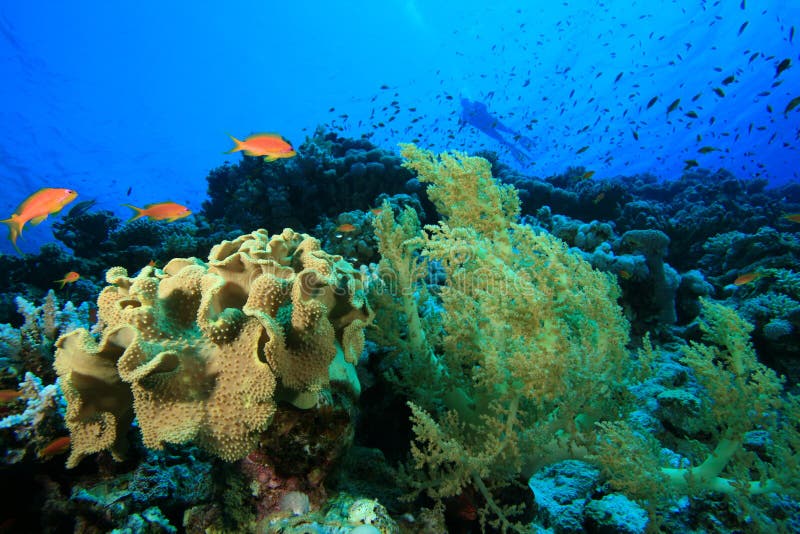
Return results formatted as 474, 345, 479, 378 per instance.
373, 146, 632, 531
400, 143, 520, 238
55, 228, 372, 467
597, 300, 800, 508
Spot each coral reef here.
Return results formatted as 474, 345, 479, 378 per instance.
54, 228, 372, 467
254, 493, 401, 533
0, 290, 92, 383
0, 207, 232, 327
0, 372, 66, 463
527, 460, 648, 534
1, 129, 799, 533
202, 127, 419, 233
241, 391, 358, 521
66, 445, 214, 532
0, 243, 100, 327
618, 229, 679, 326
595, 301, 800, 529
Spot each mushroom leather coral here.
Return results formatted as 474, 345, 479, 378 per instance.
54, 228, 372, 467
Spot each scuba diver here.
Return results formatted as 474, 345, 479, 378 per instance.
458, 97, 536, 164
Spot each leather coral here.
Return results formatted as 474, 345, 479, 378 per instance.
55, 228, 372, 467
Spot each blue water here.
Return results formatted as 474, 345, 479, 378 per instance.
1, 0, 798, 255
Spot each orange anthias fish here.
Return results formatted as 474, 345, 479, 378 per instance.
733, 272, 765, 286
0, 389, 21, 403
227, 133, 297, 162
1, 188, 78, 253
336, 223, 357, 233
38, 436, 70, 458
784, 213, 800, 223
55, 271, 80, 288
123, 202, 192, 222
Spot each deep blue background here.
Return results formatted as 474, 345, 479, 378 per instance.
1, 0, 798, 254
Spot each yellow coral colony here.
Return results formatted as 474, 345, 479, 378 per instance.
377, 145, 631, 528
395, 144, 630, 437
54, 229, 372, 467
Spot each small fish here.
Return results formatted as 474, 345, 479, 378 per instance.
692, 92, 702, 101
66, 199, 97, 218
784, 95, 800, 116
614, 72, 624, 83
784, 213, 800, 223
226, 133, 296, 162
39, 436, 70, 458
336, 223, 357, 233
1, 188, 78, 253
775, 58, 791, 78
666, 98, 681, 115
126, 186, 132, 196
683, 159, 699, 170
791, 26, 795, 44
632, 130, 639, 140
646, 96, 658, 109
576, 146, 590, 154
581, 170, 596, 180
722, 75, 735, 85
592, 192, 605, 204
713, 87, 726, 97
451, 491, 478, 521
734, 272, 764, 286
369, 208, 383, 216
698, 146, 718, 154
618, 269, 632, 280
123, 202, 192, 222
738, 21, 748, 35
683, 159, 700, 170
54, 271, 80, 289
685, 111, 699, 118
0, 389, 21, 403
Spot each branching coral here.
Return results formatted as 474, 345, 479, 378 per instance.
54, 229, 372, 467
0, 372, 66, 463
595, 300, 800, 518
0, 290, 92, 382
372, 145, 632, 531
370, 204, 442, 407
